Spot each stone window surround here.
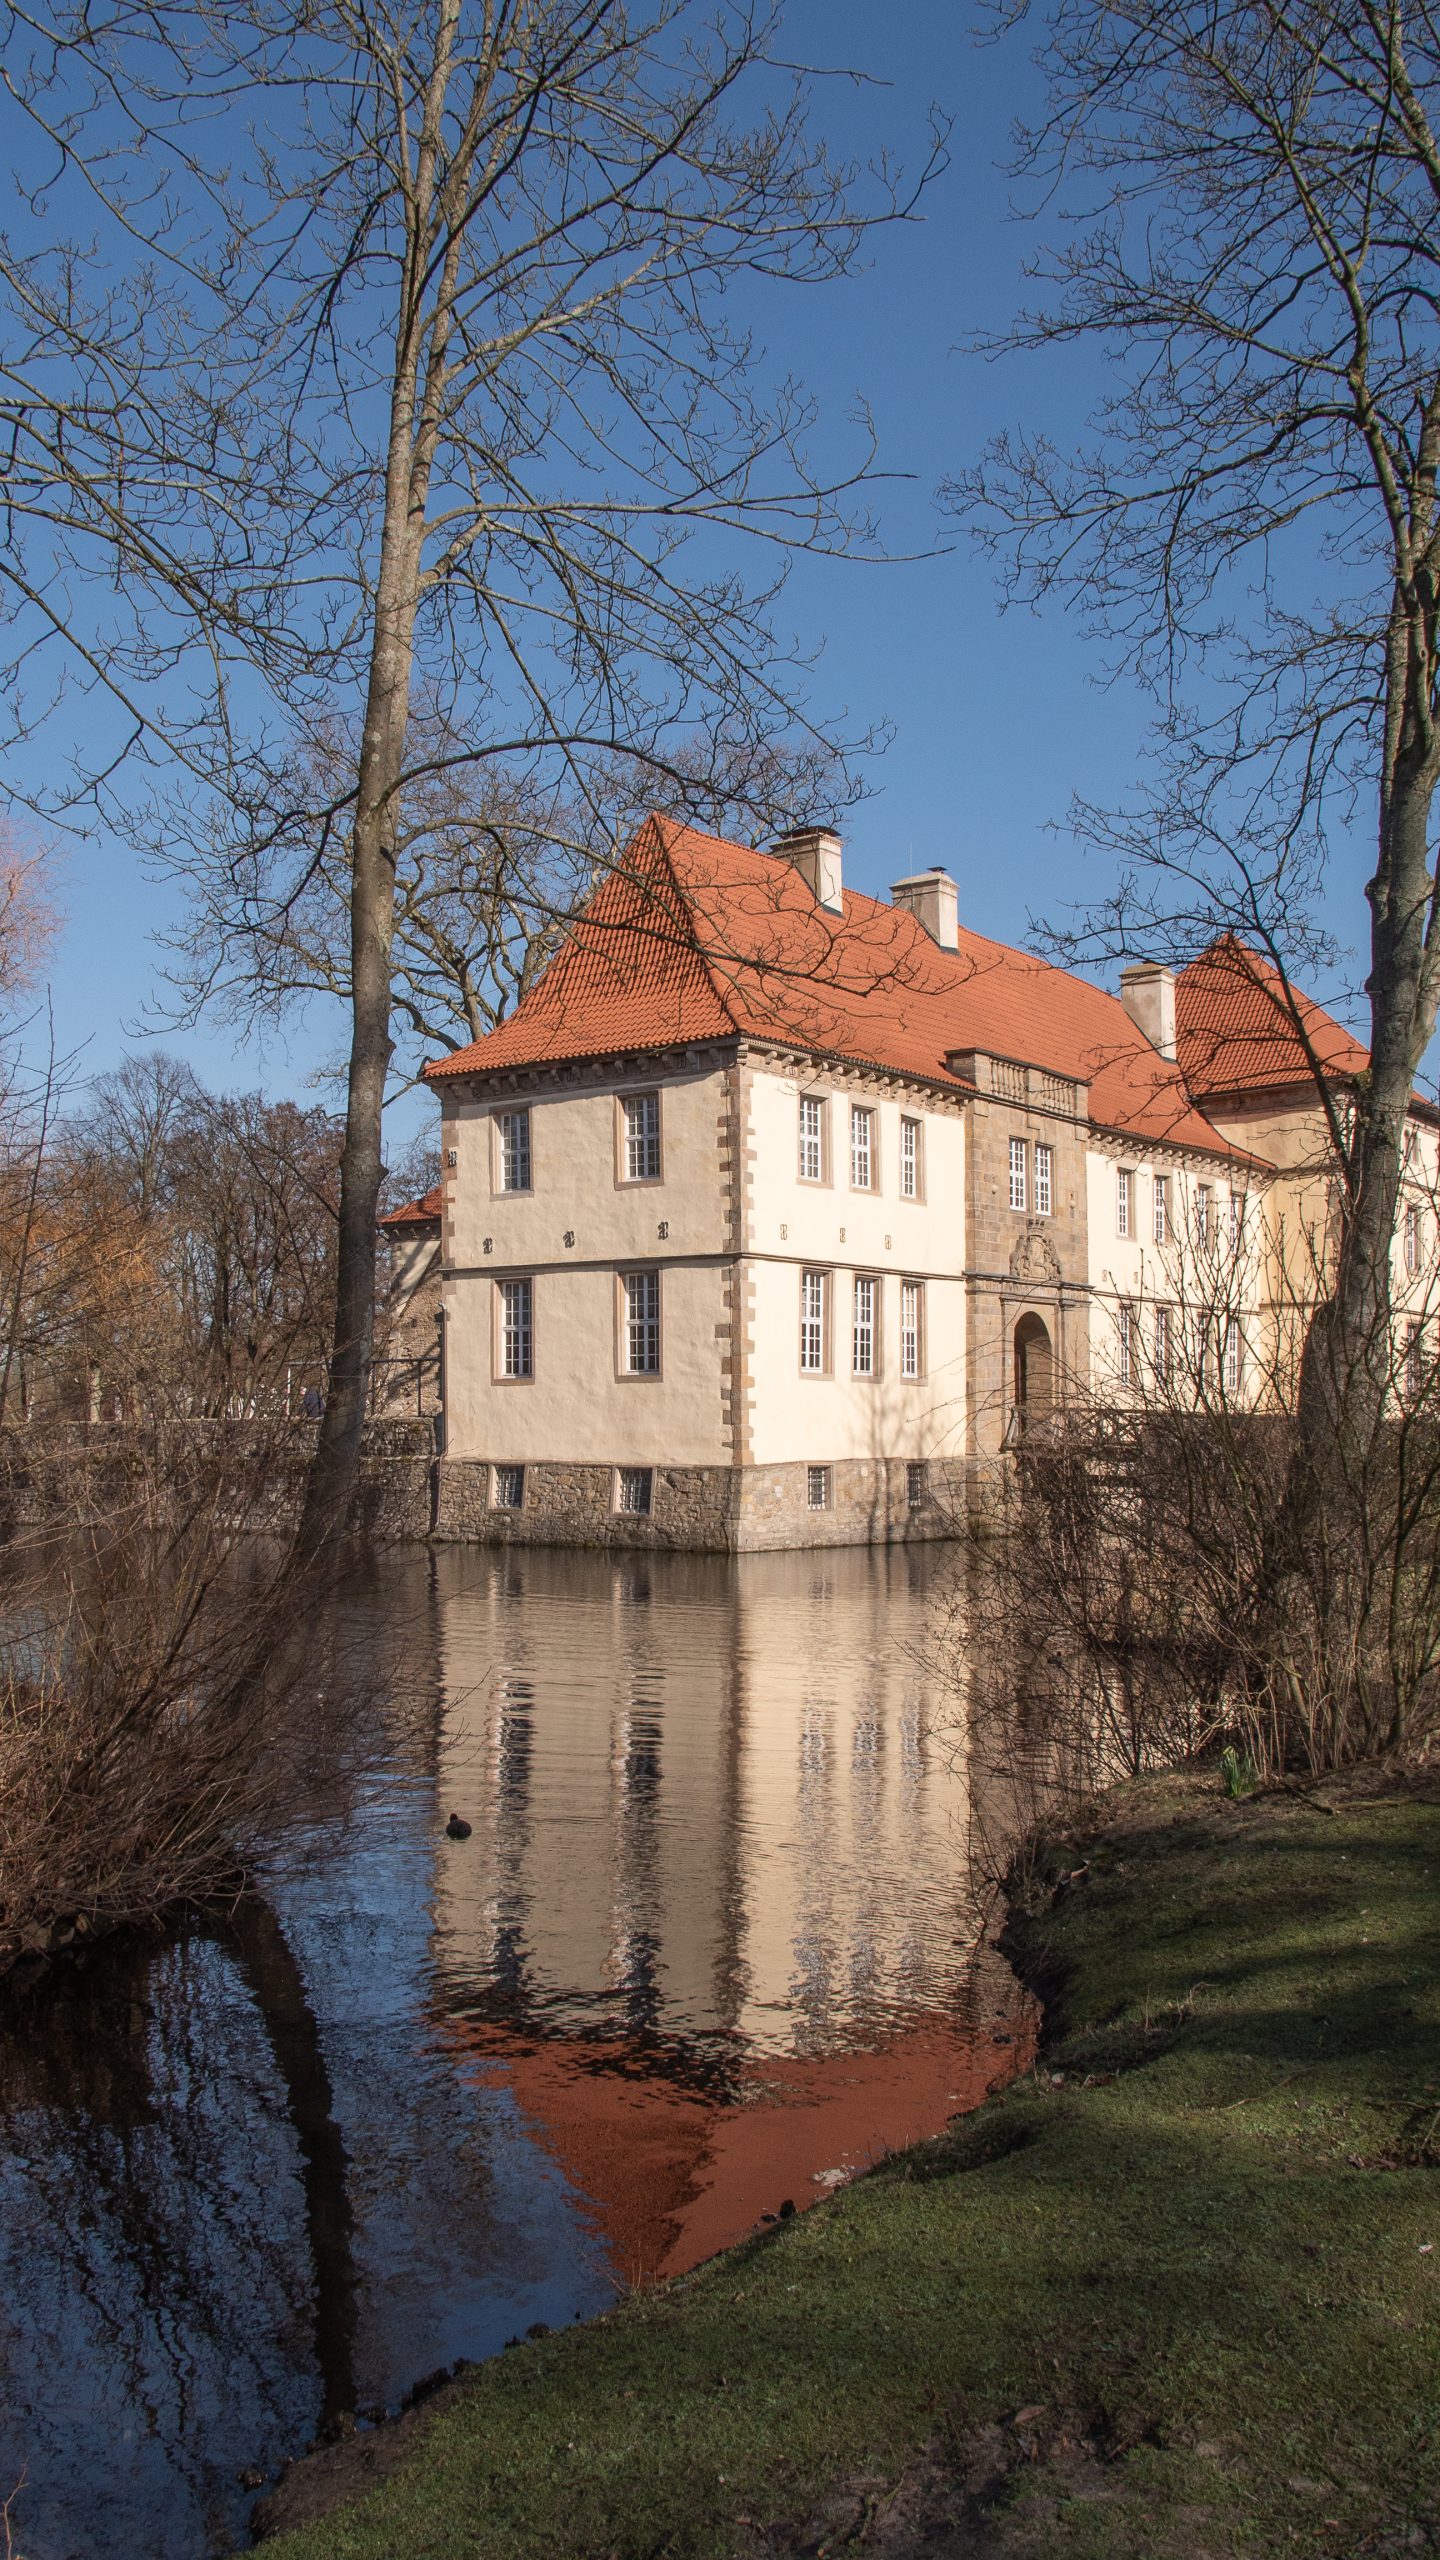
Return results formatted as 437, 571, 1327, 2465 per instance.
799, 1265, 832, 1375
494, 1274, 536, 1382
900, 1277, 926, 1381
615, 1087, 664, 1187
849, 1101, 878, 1193
852, 1271, 881, 1378
616, 1265, 663, 1380
492, 1104, 534, 1196
798, 1089, 831, 1186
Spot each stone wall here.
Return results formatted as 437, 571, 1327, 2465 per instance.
430, 1453, 965, 1551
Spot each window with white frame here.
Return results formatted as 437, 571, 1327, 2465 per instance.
1223, 1317, 1242, 1396
852, 1274, 877, 1376
622, 1091, 661, 1182
1228, 1189, 1244, 1251
1196, 1182, 1212, 1247
499, 1276, 534, 1378
1406, 1202, 1422, 1276
800, 1268, 829, 1372
1153, 1174, 1169, 1245
1116, 1168, 1132, 1238
497, 1108, 532, 1193
900, 1115, 921, 1199
850, 1104, 874, 1190
807, 1464, 831, 1510
1154, 1301, 1172, 1383
900, 1278, 924, 1380
1009, 1137, 1027, 1213
1035, 1142, 1053, 1218
492, 1464, 525, 1510
1117, 1301, 1134, 1386
799, 1094, 825, 1183
621, 1268, 661, 1374
617, 1466, 653, 1515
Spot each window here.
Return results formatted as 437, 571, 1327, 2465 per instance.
617, 1466, 653, 1516
1034, 1142, 1053, 1218
622, 1091, 661, 1183
799, 1093, 826, 1182
1009, 1137, 1027, 1213
1407, 1321, 1424, 1402
499, 1277, 534, 1378
800, 1268, 829, 1373
906, 1459, 928, 1511
900, 1279, 924, 1380
492, 1464, 525, 1510
1153, 1175, 1169, 1245
1406, 1203, 1422, 1277
1223, 1318, 1242, 1396
1228, 1190, 1245, 1252
900, 1115, 921, 1199
497, 1108, 532, 1192
1154, 1303, 1173, 1383
852, 1275, 877, 1376
1116, 1168, 1132, 1238
1117, 1302, 1133, 1386
622, 1268, 661, 1374
806, 1464, 831, 1510
850, 1104, 874, 1190
1196, 1183, 1213, 1247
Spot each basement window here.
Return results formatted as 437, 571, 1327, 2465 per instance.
807, 1464, 832, 1511
617, 1466, 653, 1516
906, 1460, 928, 1511
492, 1464, 525, 1510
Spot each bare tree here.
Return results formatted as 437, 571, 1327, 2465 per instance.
949, 0, 1440, 1488
4, 2, 938, 1546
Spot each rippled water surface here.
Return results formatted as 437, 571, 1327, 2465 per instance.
0, 1544, 1031, 2560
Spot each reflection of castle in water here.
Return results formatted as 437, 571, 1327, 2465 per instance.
429, 1543, 973, 2060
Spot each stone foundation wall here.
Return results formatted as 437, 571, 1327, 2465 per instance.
431, 1454, 966, 1551
0, 1424, 967, 1551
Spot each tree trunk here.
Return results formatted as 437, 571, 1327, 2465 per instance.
293, 588, 411, 1556
1298, 681, 1440, 1470
294, 7, 463, 1558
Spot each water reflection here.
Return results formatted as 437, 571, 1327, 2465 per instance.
0, 1543, 1028, 2560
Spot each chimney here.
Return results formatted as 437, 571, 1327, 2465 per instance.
1120, 960, 1178, 1060
890, 869, 959, 952
772, 824, 843, 915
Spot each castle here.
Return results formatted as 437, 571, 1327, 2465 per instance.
384, 815, 1438, 1547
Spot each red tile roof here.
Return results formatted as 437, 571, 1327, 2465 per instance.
426, 816, 1251, 1163
1176, 935, 1370, 1098
380, 1182, 442, 1230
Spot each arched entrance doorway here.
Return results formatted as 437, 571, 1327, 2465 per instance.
1013, 1312, 1054, 1434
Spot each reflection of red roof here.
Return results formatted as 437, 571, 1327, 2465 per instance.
1177, 935, 1370, 1099
380, 1182, 442, 1231
446, 2003, 1035, 2286
425, 816, 1248, 1164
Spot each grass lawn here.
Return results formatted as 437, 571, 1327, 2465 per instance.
262, 1769, 1440, 2559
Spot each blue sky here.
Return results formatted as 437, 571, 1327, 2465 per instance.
13, 4, 1373, 1131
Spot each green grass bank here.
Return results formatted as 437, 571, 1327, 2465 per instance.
263, 1771, 1440, 2559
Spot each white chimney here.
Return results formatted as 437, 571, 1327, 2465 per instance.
1120, 960, 1178, 1060
772, 824, 843, 915
890, 869, 959, 952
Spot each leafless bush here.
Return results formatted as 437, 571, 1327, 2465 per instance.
0, 1424, 379, 1980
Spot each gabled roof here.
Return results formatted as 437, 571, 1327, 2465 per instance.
1176, 934, 1370, 1100
426, 815, 1251, 1164
380, 1182, 442, 1231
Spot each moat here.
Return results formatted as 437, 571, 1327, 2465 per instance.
0, 1544, 1031, 2560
